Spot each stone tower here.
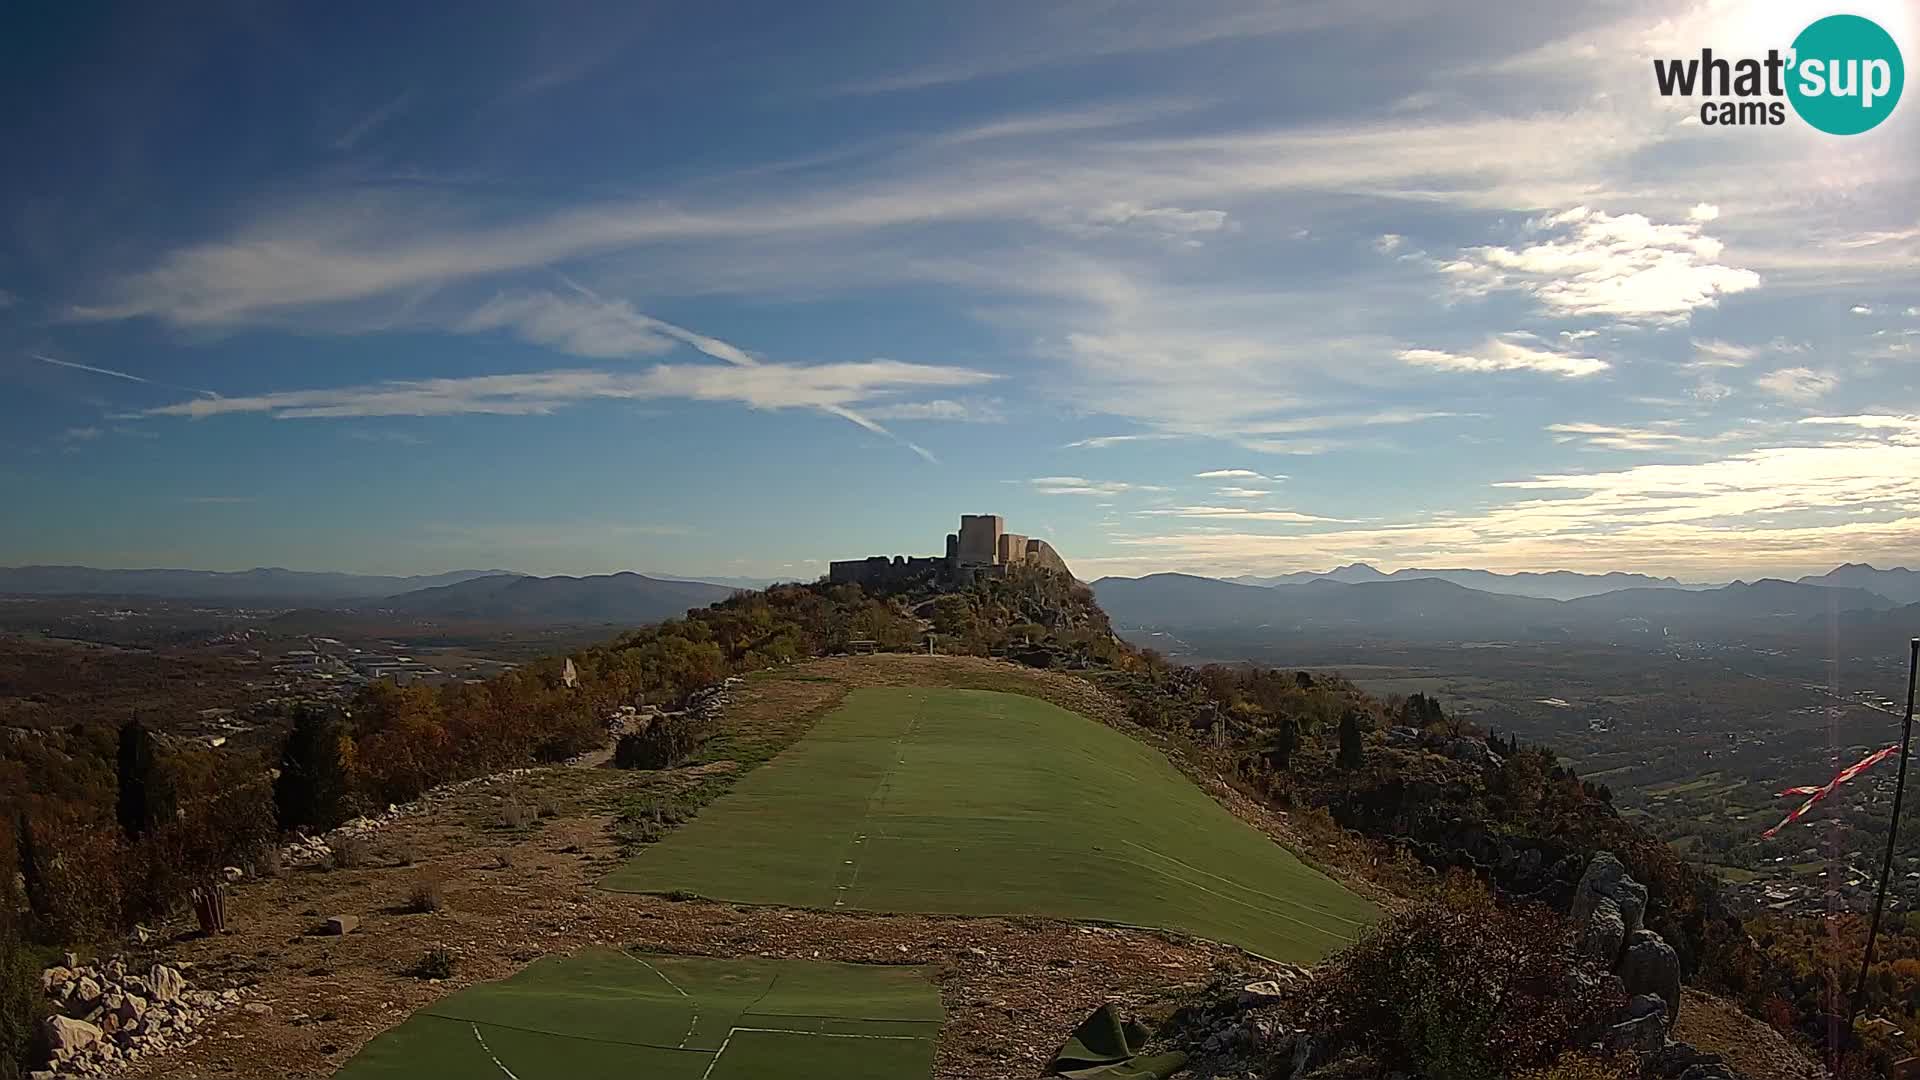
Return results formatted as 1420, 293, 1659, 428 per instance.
957, 514, 1003, 566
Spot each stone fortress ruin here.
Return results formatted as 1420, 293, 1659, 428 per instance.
828, 514, 1071, 590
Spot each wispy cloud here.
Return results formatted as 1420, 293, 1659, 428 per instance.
144, 360, 996, 460
1029, 475, 1168, 496
1755, 367, 1837, 403
1102, 423, 1920, 578
459, 288, 756, 365
1139, 505, 1345, 523
1547, 422, 1724, 452
862, 398, 1004, 422
32, 353, 218, 397
1399, 334, 1607, 378
1063, 433, 1185, 449
1688, 339, 1756, 368
1194, 468, 1283, 480
332, 91, 413, 150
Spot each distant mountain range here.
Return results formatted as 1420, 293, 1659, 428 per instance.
1224, 562, 1696, 601
1092, 571, 1908, 643
1797, 563, 1920, 606
376, 572, 737, 623
0, 564, 756, 614
0, 565, 517, 603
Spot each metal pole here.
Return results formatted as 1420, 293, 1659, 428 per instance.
1851, 638, 1920, 1021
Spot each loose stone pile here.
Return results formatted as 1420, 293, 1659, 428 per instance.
33, 955, 251, 1078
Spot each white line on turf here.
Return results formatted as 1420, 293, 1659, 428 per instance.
626, 952, 701, 1048
471, 1023, 523, 1080
699, 1024, 926, 1079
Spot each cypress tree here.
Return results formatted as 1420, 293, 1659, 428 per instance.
1337, 710, 1365, 770
116, 717, 173, 838
275, 708, 352, 833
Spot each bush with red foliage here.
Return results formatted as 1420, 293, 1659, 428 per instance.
1309, 877, 1625, 1080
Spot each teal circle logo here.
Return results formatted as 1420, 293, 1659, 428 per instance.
1788, 14, 1904, 134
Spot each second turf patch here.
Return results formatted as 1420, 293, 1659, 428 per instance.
331, 950, 942, 1080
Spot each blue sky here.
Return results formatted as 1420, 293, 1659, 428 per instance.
3, 1, 1918, 581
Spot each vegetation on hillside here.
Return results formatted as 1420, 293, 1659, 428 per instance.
0, 566, 1875, 1075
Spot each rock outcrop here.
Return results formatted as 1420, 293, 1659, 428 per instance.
1571, 850, 1648, 970
1619, 929, 1682, 1024
1573, 852, 1681, 1028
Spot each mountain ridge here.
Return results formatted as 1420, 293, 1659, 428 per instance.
376, 570, 738, 623
1092, 571, 1901, 640
1229, 562, 1698, 600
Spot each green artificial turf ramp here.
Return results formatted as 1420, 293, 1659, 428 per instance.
604, 687, 1376, 961
331, 949, 943, 1080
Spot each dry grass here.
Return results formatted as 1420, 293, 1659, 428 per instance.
405, 877, 445, 914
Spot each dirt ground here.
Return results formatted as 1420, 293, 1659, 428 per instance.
107, 654, 1813, 1080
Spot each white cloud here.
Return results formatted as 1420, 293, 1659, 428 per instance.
1398, 334, 1608, 378
1139, 505, 1346, 523
1194, 468, 1281, 480
1755, 367, 1837, 403
1213, 486, 1272, 499
861, 398, 1004, 422
1799, 414, 1920, 443
1062, 433, 1186, 449
1096, 423, 1920, 578
1907, 307, 1919, 317
80, 107, 1668, 328
1029, 476, 1168, 496
143, 359, 997, 463
1850, 305, 1873, 315
1688, 203, 1720, 222
1437, 206, 1760, 324
1063, 202, 1233, 245
1373, 234, 1404, 254
460, 289, 756, 365
1688, 339, 1756, 368
59, 426, 102, 442
1690, 377, 1733, 403
1547, 422, 1720, 452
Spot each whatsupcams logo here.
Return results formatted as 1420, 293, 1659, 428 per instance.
1653, 13, 1904, 133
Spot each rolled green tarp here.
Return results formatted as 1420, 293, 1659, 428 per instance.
1048, 1003, 1188, 1080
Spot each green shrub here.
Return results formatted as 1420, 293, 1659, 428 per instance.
407, 945, 455, 980
0, 930, 39, 1080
